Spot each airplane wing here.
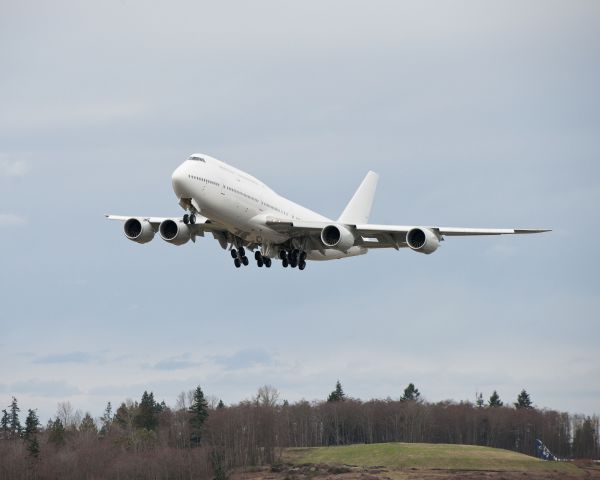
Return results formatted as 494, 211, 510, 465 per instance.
266, 218, 550, 250
105, 214, 227, 232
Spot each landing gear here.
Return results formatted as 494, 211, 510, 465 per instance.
183, 213, 189, 224
282, 258, 289, 268
189, 213, 196, 224
230, 249, 237, 259
231, 247, 249, 268
255, 251, 272, 268
299, 260, 306, 270
264, 257, 272, 268
234, 258, 241, 268
241, 256, 249, 266
278, 249, 307, 270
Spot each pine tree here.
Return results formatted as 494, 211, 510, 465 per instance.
217, 399, 225, 409
100, 402, 113, 435
23, 409, 40, 440
488, 390, 503, 407
1, 409, 9, 438
136, 391, 158, 431
400, 383, 421, 402
80, 412, 97, 433
23, 409, 40, 457
8, 397, 21, 438
476, 392, 484, 408
189, 386, 209, 446
514, 389, 533, 409
327, 380, 346, 402
48, 418, 66, 445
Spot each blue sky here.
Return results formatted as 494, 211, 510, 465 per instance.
1, 0, 599, 422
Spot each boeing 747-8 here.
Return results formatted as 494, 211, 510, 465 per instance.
107, 154, 549, 270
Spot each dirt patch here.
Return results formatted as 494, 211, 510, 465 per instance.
229, 463, 600, 480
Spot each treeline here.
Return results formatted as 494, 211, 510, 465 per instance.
1, 383, 598, 479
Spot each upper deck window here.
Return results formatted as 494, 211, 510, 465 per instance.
188, 155, 206, 162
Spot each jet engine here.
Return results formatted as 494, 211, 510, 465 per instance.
159, 219, 191, 245
406, 227, 440, 254
320, 224, 355, 251
123, 218, 155, 244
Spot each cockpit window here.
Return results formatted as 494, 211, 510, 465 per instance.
188, 155, 206, 162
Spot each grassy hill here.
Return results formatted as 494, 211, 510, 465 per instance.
283, 443, 580, 475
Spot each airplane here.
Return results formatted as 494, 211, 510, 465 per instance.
107, 153, 549, 270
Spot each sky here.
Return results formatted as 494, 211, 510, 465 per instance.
1, 0, 599, 422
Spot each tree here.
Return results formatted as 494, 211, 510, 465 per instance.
1, 409, 9, 438
475, 392, 484, 408
24, 409, 40, 457
136, 391, 158, 431
48, 418, 66, 445
80, 412, 97, 433
8, 397, 21, 438
488, 390, 503, 407
217, 399, 225, 409
327, 380, 346, 402
99, 402, 113, 435
256, 385, 279, 407
400, 383, 421, 402
514, 389, 533, 409
23, 409, 40, 440
189, 386, 209, 445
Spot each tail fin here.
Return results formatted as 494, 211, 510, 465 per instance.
338, 171, 379, 224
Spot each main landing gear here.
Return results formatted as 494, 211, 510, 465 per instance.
254, 250, 272, 268
279, 249, 307, 270
231, 247, 249, 268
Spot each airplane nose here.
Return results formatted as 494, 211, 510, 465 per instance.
171, 165, 187, 197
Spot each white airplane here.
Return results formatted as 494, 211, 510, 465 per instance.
107, 153, 549, 270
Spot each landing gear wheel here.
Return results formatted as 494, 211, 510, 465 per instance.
290, 259, 298, 268
238, 247, 245, 257
254, 251, 262, 261
189, 213, 196, 224
183, 214, 190, 224
241, 256, 249, 266
230, 249, 237, 259
264, 257, 272, 268
299, 260, 306, 270
257, 258, 264, 267
282, 258, 289, 268
299, 251, 307, 262
279, 251, 287, 260
234, 258, 241, 268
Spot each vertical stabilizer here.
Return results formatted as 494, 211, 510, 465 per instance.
338, 171, 379, 224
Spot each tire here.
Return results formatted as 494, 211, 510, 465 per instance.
189, 213, 196, 224
254, 251, 262, 261
230, 249, 237, 259
234, 258, 241, 268
241, 256, 249, 266
300, 251, 307, 262
183, 214, 189, 224
290, 260, 298, 268
239, 247, 245, 257
264, 257, 272, 268
282, 258, 288, 268
257, 258, 264, 267
279, 250, 287, 260
299, 260, 306, 270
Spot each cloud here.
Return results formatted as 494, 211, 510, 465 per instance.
212, 348, 274, 370
0, 214, 26, 227
0, 157, 29, 177
149, 354, 201, 371
0, 379, 80, 397
33, 351, 97, 364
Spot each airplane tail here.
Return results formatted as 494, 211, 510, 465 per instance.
338, 171, 379, 224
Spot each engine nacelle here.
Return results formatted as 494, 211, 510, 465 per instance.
406, 227, 440, 254
123, 218, 155, 244
159, 219, 191, 245
320, 224, 355, 251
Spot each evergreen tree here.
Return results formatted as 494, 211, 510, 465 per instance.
189, 386, 209, 446
400, 383, 421, 402
217, 399, 225, 409
8, 397, 21, 438
514, 389, 533, 409
475, 392, 484, 408
488, 390, 503, 407
100, 402, 113, 435
24, 409, 40, 458
327, 380, 346, 402
136, 391, 158, 431
23, 409, 40, 440
48, 418, 66, 445
1, 409, 9, 438
80, 412, 97, 433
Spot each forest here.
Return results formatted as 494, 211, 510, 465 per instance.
1, 382, 598, 479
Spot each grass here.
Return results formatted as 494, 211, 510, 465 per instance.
283, 443, 581, 475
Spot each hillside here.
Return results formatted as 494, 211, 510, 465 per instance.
276, 443, 589, 479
